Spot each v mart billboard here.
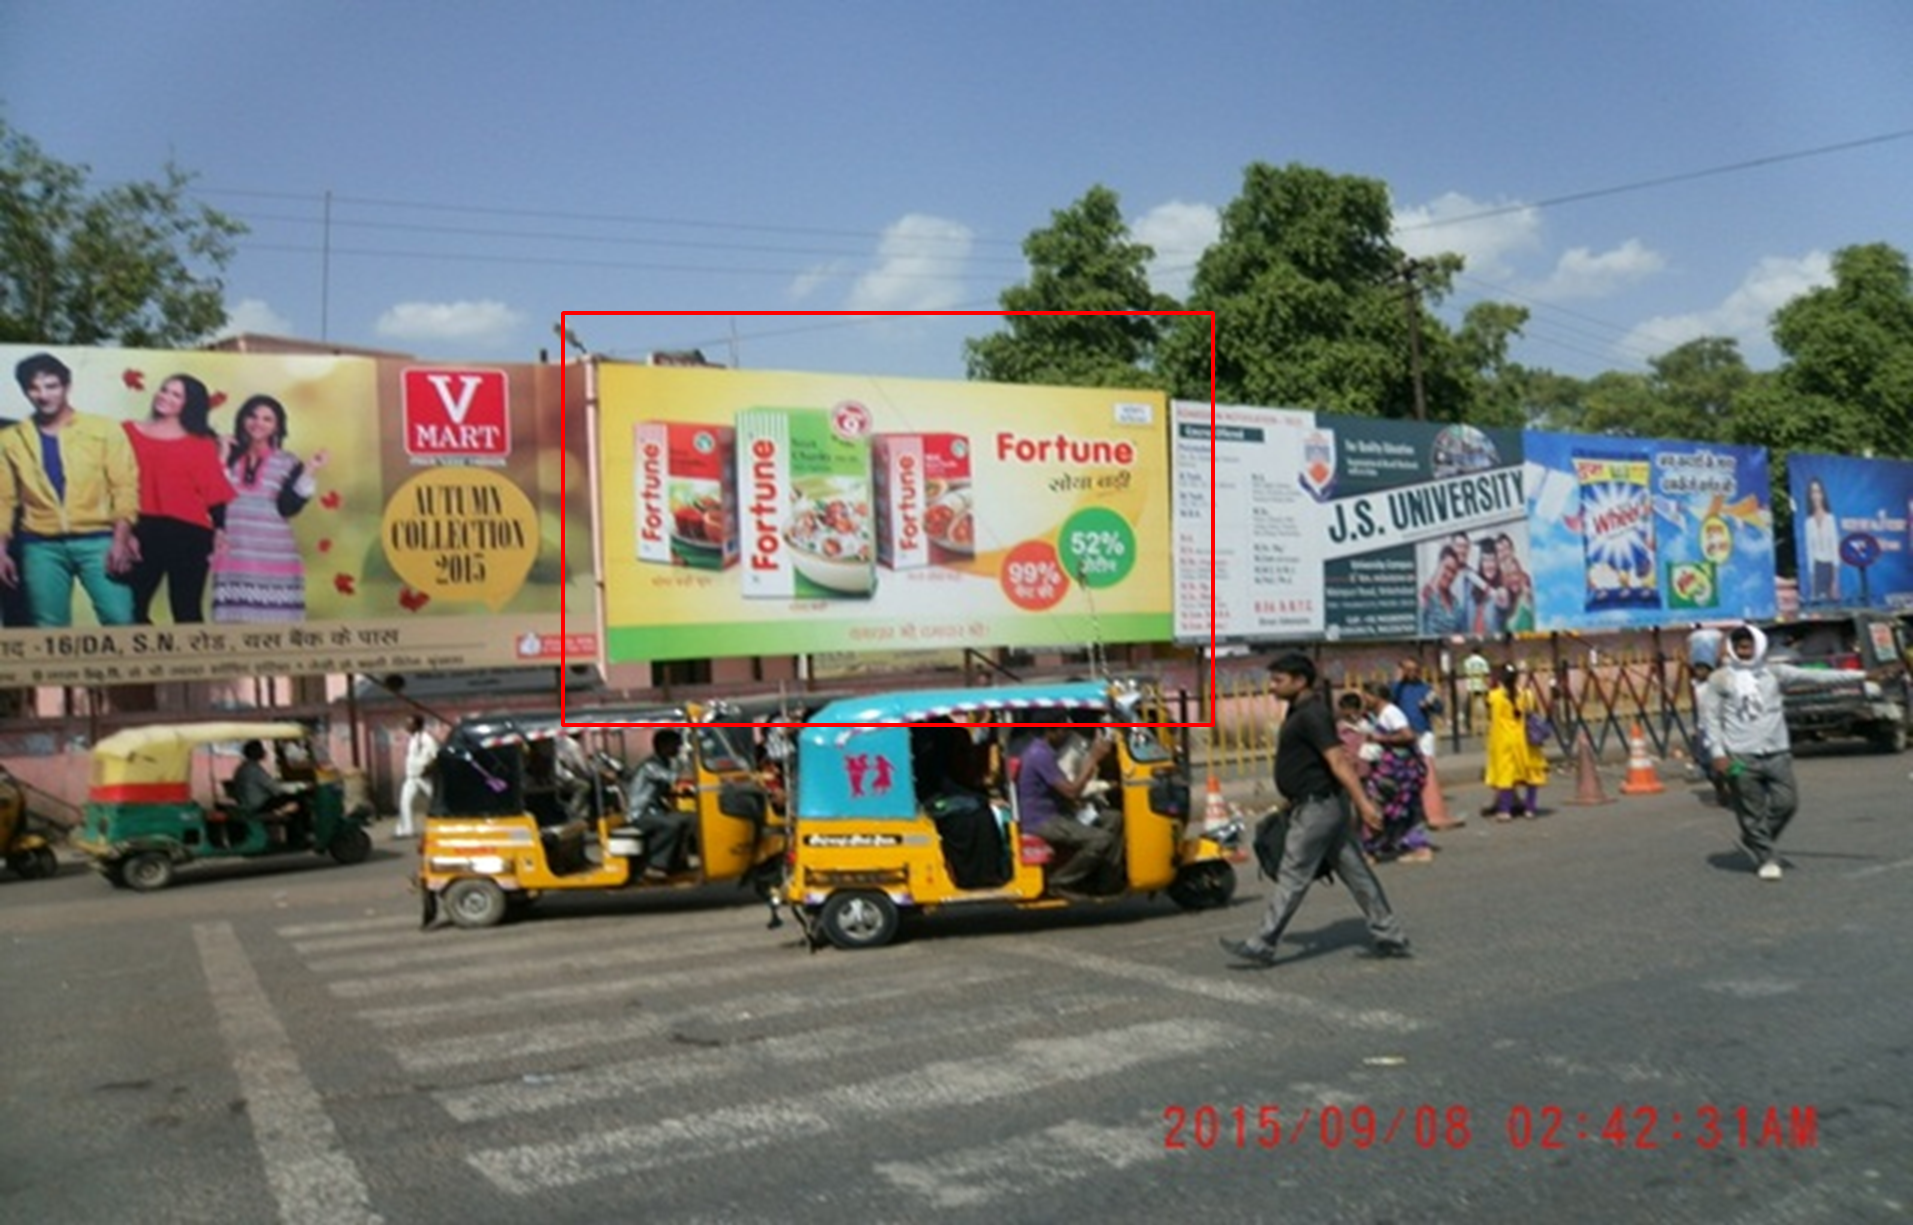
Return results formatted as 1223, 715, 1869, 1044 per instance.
0, 344, 594, 685
596, 365, 1172, 661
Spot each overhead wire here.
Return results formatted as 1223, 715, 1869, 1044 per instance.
205, 126, 1913, 365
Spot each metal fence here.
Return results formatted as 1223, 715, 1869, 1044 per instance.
1184, 648, 1708, 791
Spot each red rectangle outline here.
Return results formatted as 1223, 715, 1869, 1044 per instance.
558, 309, 1218, 732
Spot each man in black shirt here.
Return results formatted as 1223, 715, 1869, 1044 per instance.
1220, 653, 1411, 967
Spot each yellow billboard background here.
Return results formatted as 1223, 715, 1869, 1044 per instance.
0, 344, 592, 684
598, 364, 1172, 661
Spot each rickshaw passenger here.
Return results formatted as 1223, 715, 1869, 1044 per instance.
232, 739, 303, 844
553, 732, 601, 824
623, 730, 694, 879
914, 720, 1007, 889
1015, 726, 1119, 899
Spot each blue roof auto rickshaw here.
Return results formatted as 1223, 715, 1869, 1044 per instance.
418, 703, 786, 929
75, 721, 370, 891
782, 679, 1239, 950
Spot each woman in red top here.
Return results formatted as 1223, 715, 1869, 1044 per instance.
122, 374, 233, 624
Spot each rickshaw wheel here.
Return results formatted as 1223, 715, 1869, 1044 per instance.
443, 878, 509, 929
818, 890, 900, 950
9, 847, 58, 879
123, 852, 176, 893
1167, 861, 1238, 911
328, 824, 373, 866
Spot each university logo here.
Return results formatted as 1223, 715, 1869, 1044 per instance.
1299, 429, 1337, 502
402, 368, 511, 459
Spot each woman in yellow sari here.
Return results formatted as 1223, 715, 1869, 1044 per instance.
1483, 663, 1548, 819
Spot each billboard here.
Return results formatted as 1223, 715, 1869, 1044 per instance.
597, 365, 1171, 661
1524, 432, 1776, 630
1171, 402, 1526, 642
1787, 452, 1913, 611
0, 344, 592, 685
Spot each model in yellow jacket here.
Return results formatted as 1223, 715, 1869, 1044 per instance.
0, 353, 141, 626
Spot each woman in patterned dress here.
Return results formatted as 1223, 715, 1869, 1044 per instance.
1359, 684, 1434, 862
211, 394, 327, 623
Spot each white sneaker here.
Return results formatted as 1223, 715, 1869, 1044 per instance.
1757, 862, 1783, 881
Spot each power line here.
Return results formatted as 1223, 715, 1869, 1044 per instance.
225, 209, 1031, 267
203, 186, 1026, 250
1396, 127, 1913, 234
233, 240, 1006, 285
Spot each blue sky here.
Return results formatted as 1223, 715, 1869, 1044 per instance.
6, 1, 1911, 385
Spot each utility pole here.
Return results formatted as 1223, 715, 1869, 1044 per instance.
1400, 258, 1428, 421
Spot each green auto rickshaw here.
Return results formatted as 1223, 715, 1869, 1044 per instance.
74, 721, 373, 891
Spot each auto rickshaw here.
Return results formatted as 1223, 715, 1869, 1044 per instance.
782, 679, 1240, 950
418, 703, 785, 929
0, 764, 60, 880
75, 722, 371, 891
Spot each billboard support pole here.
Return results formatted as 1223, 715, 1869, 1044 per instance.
344, 675, 362, 769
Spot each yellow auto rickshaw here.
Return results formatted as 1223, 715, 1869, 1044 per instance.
783, 679, 1240, 950
0, 764, 60, 881
74, 722, 371, 891
418, 703, 785, 929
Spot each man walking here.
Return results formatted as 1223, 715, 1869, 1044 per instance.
1220, 653, 1411, 966
1704, 624, 1864, 881
395, 715, 439, 839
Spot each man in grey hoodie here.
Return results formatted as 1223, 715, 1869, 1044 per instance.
1703, 624, 1864, 881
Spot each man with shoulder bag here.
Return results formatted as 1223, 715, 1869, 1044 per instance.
1220, 653, 1412, 967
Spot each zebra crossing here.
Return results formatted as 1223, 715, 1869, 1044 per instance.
258, 905, 1413, 1217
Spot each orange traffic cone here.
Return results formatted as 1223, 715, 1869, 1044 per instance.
1203, 773, 1228, 828
1567, 730, 1615, 806
1618, 723, 1665, 796
1421, 762, 1464, 828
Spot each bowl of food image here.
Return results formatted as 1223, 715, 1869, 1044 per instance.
923, 488, 974, 556
786, 477, 876, 595
669, 489, 730, 559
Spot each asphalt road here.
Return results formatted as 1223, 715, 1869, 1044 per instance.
3, 744, 1909, 1225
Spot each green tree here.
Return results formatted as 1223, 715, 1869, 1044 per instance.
964, 185, 1175, 388
1570, 337, 1758, 440
1447, 301, 1533, 428
1734, 242, 1913, 461
0, 118, 245, 347
1158, 162, 1466, 417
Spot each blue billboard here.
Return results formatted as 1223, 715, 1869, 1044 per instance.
1788, 452, 1913, 612
1524, 432, 1777, 630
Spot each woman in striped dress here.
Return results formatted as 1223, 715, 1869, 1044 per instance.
211, 395, 327, 623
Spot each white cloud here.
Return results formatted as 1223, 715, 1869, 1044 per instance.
789, 261, 845, 301
846, 214, 973, 311
214, 297, 294, 339
1133, 200, 1219, 300
375, 299, 525, 346
1618, 252, 1831, 358
1394, 192, 1543, 278
1529, 239, 1667, 300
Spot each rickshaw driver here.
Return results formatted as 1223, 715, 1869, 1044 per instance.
622, 730, 695, 880
231, 739, 306, 846
1015, 726, 1119, 900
